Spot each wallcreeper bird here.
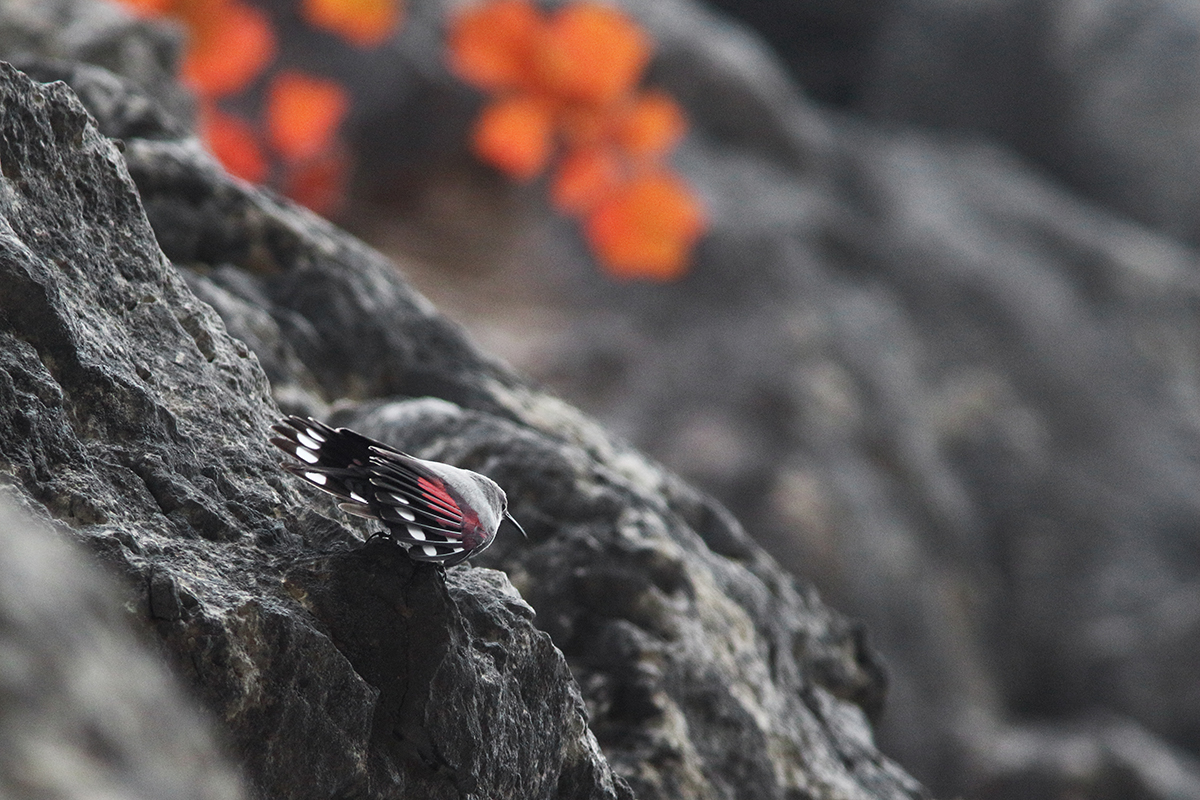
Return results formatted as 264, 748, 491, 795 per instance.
272, 416, 525, 565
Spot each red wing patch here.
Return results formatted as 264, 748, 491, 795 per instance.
418, 476, 463, 520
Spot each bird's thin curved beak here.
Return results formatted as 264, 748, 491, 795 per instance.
504, 511, 528, 539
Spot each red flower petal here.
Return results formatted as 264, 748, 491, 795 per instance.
302, 0, 403, 48
447, 0, 543, 92
535, 3, 650, 105
181, 1, 276, 98
616, 91, 686, 161
199, 105, 268, 184
471, 95, 556, 180
584, 171, 706, 280
266, 71, 351, 163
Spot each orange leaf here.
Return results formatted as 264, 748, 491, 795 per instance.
302, 0, 403, 48
266, 71, 351, 162
283, 147, 351, 216
536, 3, 650, 105
584, 171, 706, 280
447, 0, 543, 92
200, 105, 268, 184
551, 146, 624, 215
181, 1, 276, 98
471, 95, 556, 180
616, 91, 686, 160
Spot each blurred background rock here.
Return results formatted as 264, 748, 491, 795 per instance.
12, 0, 1200, 797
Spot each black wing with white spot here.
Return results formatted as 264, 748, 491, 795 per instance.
271, 416, 477, 565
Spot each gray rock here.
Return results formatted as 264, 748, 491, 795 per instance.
449, 10, 1200, 800
0, 17, 926, 800
0, 0, 188, 120
0, 60, 628, 800
862, 0, 1200, 246
291, 0, 1200, 798
694, 0, 893, 105
0, 490, 247, 800
966, 714, 1200, 799
29, 0, 1200, 797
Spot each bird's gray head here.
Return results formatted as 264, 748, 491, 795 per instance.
475, 475, 527, 539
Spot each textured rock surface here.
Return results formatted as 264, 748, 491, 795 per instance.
709, 0, 1200, 250
861, 0, 1200, 247
0, 61, 629, 800
0, 11, 926, 800
288, 0, 1200, 798
0, 490, 247, 800
14, 0, 1199, 798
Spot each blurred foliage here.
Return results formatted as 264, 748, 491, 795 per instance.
449, 0, 706, 279
115, 0, 706, 280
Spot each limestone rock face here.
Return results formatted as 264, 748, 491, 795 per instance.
0, 31, 922, 800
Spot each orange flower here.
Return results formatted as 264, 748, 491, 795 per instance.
533, 4, 649, 104
449, 1, 705, 280
114, 0, 361, 216
450, 1, 650, 103
302, 0, 404, 48
450, 1, 658, 182
447, 0, 543, 91
585, 171, 706, 281
615, 91, 686, 161
266, 71, 351, 162
471, 95, 557, 180
178, 0, 276, 98
199, 104, 268, 184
